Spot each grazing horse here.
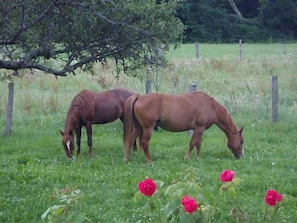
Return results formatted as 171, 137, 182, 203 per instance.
123, 91, 244, 163
60, 88, 136, 159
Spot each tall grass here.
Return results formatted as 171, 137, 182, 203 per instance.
0, 43, 297, 222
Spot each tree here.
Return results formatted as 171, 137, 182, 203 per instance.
175, 0, 296, 43
259, 0, 297, 39
0, 0, 184, 77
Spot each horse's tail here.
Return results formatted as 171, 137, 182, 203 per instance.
123, 94, 140, 160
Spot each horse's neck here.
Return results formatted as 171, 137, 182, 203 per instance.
215, 104, 237, 137
64, 112, 76, 134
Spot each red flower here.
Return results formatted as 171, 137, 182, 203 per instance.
138, 178, 157, 196
181, 195, 198, 214
265, 190, 282, 206
220, 170, 235, 182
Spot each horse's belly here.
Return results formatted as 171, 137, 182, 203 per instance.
93, 106, 122, 124
159, 119, 194, 132
95, 115, 119, 124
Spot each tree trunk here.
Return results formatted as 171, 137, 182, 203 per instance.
5, 82, 14, 136
228, 0, 243, 19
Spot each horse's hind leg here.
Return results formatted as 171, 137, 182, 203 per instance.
121, 117, 138, 151
132, 139, 137, 151
186, 129, 203, 159
86, 123, 93, 157
124, 127, 140, 162
140, 127, 153, 163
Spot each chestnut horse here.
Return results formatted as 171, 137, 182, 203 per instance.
60, 88, 136, 159
123, 91, 244, 163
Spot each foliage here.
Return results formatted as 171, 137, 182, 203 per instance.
41, 186, 91, 223
134, 170, 212, 222
176, 0, 297, 43
259, 0, 297, 39
0, 0, 184, 76
134, 168, 286, 222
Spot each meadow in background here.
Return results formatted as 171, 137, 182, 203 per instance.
0, 43, 296, 222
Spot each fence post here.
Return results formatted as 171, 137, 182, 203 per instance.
146, 80, 151, 94
195, 42, 199, 60
146, 80, 159, 130
5, 82, 14, 136
239, 39, 242, 61
188, 83, 197, 137
272, 76, 278, 122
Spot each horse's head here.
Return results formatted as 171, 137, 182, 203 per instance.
59, 130, 75, 159
228, 127, 244, 159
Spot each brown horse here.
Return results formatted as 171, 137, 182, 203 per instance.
123, 91, 244, 163
60, 88, 136, 159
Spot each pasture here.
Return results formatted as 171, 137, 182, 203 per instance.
0, 43, 297, 222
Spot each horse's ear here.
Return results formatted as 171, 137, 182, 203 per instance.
239, 127, 243, 134
59, 130, 64, 136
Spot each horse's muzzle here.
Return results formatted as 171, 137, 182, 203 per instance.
234, 153, 243, 159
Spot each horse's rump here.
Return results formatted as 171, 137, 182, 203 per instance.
123, 94, 140, 141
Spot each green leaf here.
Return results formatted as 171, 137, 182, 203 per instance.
41, 205, 65, 220
155, 180, 164, 188
133, 191, 143, 203
53, 206, 65, 216
232, 177, 242, 186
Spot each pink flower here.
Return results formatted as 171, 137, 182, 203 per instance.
265, 190, 282, 206
181, 195, 198, 214
138, 178, 157, 196
220, 170, 235, 182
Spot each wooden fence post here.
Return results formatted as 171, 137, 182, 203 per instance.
188, 83, 197, 136
5, 82, 14, 136
272, 76, 278, 122
195, 42, 199, 60
239, 39, 243, 61
146, 80, 151, 94
146, 80, 159, 130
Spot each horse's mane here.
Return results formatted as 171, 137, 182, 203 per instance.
211, 95, 238, 135
64, 91, 87, 132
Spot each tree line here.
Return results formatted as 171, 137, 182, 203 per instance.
176, 0, 297, 43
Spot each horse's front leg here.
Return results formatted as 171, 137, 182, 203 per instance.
186, 128, 203, 159
76, 127, 82, 156
85, 123, 93, 157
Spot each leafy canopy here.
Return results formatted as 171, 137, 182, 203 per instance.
0, 0, 184, 76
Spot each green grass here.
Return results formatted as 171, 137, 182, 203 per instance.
0, 43, 297, 222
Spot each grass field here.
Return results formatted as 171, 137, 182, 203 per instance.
0, 43, 297, 222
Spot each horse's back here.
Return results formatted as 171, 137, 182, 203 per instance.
133, 91, 218, 131
69, 88, 135, 124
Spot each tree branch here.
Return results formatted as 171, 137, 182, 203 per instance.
228, 0, 243, 19
0, 0, 184, 76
